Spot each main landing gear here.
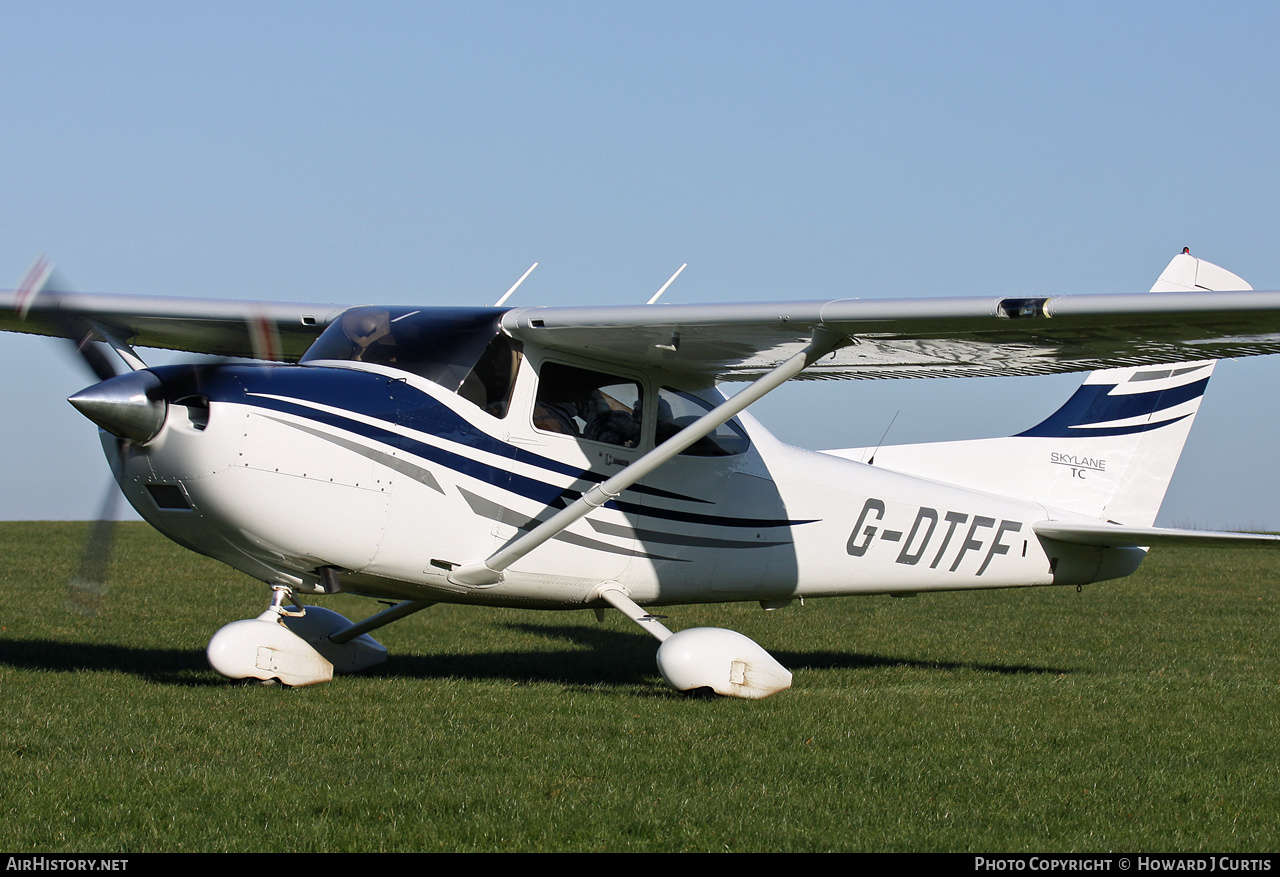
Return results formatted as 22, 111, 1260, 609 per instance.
593, 585, 793, 699
206, 586, 389, 686
206, 584, 790, 698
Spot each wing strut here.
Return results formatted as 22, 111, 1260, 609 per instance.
448, 328, 845, 586
85, 319, 148, 371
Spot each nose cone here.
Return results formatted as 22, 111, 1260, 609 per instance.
68, 370, 168, 444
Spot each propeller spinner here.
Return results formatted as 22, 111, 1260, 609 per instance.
67, 370, 167, 444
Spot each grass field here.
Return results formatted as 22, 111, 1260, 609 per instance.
0, 521, 1277, 852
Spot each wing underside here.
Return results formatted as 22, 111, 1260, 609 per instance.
501, 288, 1280, 381
0, 289, 349, 361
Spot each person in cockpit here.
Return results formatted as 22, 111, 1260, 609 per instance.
342, 309, 394, 362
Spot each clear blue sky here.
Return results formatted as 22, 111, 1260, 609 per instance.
3, 1, 1280, 527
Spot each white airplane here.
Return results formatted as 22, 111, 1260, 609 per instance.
4, 250, 1280, 698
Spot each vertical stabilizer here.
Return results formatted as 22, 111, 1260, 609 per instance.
824, 253, 1251, 526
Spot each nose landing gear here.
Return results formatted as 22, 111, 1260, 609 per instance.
206, 586, 388, 686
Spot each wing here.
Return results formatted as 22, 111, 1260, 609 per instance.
503, 291, 1280, 380
0, 288, 351, 361
10, 252, 1280, 375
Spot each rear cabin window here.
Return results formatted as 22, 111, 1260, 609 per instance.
658, 387, 750, 457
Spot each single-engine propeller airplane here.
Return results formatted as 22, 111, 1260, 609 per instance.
5, 250, 1280, 698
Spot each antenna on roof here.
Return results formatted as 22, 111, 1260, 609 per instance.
647, 263, 687, 305
493, 262, 538, 307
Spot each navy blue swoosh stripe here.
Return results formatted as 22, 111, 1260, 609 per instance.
457, 487, 691, 563
547, 489, 812, 528
228, 363, 704, 503
382, 386, 704, 502
608, 498, 812, 528
250, 392, 574, 503
1017, 377, 1208, 439
246, 394, 817, 530
1031, 413, 1194, 438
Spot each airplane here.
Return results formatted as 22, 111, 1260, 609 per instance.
4, 249, 1280, 698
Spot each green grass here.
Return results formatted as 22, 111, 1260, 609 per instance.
1, 522, 1277, 851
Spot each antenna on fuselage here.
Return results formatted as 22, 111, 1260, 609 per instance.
647, 263, 687, 304
493, 262, 538, 307
865, 410, 900, 466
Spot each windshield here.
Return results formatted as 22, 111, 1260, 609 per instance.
301, 306, 508, 392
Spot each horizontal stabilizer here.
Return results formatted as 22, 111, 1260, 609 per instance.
1034, 521, 1280, 549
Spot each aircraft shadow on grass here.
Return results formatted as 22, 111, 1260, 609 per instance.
499, 623, 1077, 680
0, 639, 220, 686
0, 624, 1076, 688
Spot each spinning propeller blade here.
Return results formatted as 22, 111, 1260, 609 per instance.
20, 257, 296, 616
16, 258, 132, 615
66, 458, 124, 617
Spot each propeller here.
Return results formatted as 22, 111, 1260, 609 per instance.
16, 257, 291, 615
65, 465, 124, 616
17, 258, 136, 616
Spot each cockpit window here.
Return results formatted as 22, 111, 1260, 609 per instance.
301, 307, 514, 403
534, 363, 641, 448
457, 334, 522, 418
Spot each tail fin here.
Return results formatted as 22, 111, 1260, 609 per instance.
824, 252, 1251, 526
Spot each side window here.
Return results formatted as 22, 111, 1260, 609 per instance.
534, 363, 642, 448
657, 388, 750, 457
457, 335, 522, 418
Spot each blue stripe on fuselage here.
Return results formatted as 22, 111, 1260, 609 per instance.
210, 365, 809, 530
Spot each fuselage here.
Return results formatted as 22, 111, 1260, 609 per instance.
103, 342, 1142, 611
